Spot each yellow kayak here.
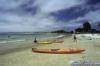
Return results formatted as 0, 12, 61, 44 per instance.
33, 39, 64, 44
37, 41, 52, 44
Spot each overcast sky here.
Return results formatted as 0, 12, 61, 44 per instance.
0, 0, 100, 32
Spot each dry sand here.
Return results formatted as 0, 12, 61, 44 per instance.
0, 35, 100, 66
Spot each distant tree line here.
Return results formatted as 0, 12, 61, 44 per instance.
51, 30, 67, 33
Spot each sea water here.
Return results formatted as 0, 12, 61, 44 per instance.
0, 33, 61, 52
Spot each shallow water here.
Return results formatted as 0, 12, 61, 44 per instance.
0, 33, 65, 54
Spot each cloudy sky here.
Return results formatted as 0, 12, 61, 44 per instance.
0, 0, 100, 32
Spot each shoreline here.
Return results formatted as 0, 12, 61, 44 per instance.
0, 34, 67, 55
0, 34, 100, 66
1, 33, 100, 55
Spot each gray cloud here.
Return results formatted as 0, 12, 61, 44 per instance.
0, 0, 84, 32
0, 0, 99, 32
34, 0, 84, 13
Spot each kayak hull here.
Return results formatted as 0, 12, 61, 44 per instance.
34, 41, 52, 44
37, 42, 52, 44
53, 41, 64, 43
32, 48, 85, 54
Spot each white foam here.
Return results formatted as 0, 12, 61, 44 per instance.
0, 39, 25, 43
52, 35, 65, 39
77, 34, 100, 39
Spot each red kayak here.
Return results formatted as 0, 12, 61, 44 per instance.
32, 48, 85, 54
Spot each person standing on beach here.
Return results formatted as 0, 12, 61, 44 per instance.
73, 35, 77, 42
34, 37, 38, 43
73, 31, 77, 43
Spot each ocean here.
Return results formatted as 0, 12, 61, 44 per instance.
0, 33, 64, 52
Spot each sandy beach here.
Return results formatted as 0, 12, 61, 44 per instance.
0, 34, 100, 66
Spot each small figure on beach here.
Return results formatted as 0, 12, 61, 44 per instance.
73, 35, 77, 42
34, 37, 38, 43
73, 31, 77, 43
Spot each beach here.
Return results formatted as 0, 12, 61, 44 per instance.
0, 34, 100, 66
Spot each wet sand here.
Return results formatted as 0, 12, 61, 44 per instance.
0, 35, 100, 66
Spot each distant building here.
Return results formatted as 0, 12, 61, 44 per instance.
75, 21, 100, 33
